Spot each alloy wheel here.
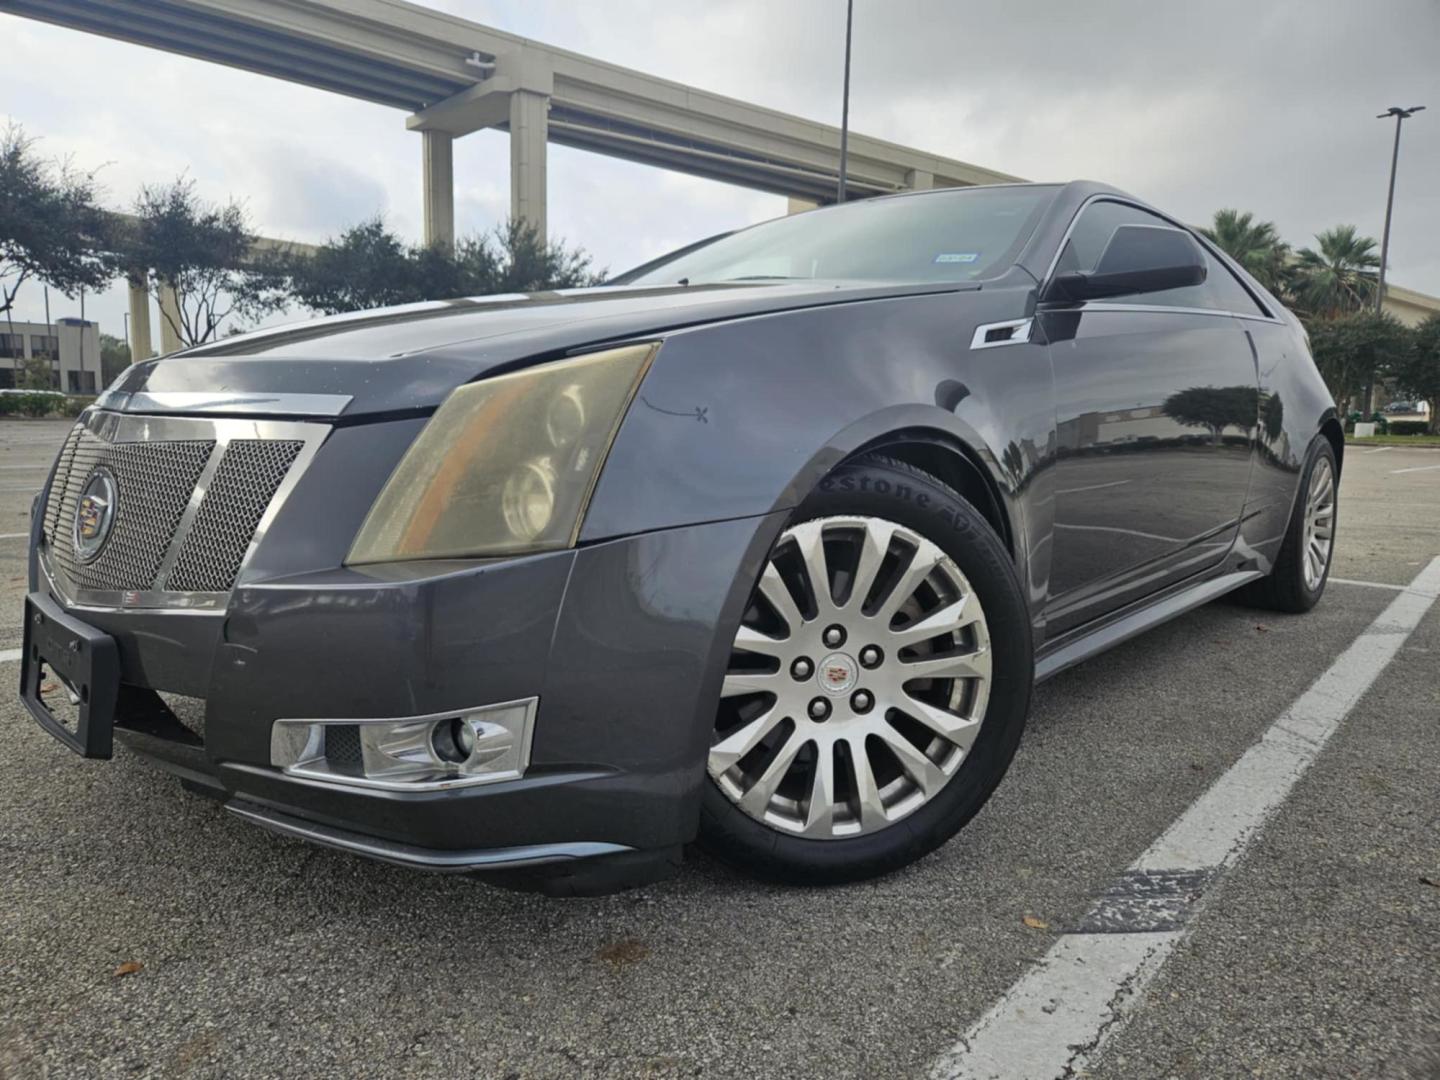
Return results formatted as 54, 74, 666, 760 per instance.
1302, 456, 1336, 591
710, 515, 992, 839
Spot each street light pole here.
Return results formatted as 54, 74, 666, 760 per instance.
1375, 105, 1425, 315
836, 0, 854, 204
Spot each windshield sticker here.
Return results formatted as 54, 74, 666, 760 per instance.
934, 253, 979, 264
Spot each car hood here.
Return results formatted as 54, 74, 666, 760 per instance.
100, 279, 975, 419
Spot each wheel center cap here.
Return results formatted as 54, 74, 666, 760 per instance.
817, 652, 858, 695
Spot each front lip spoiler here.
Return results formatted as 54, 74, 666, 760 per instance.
226, 800, 632, 873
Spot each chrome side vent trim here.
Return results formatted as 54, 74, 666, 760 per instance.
970, 318, 1033, 350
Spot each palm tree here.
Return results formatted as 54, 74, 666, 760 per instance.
1294, 225, 1380, 318
1200, 209, 1291, 296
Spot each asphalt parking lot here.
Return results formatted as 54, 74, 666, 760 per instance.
2, 419, 1437, 1080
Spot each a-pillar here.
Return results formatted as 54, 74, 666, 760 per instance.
422, 130, 455, 250
126, 278, 152, 363
509, 89, 548, 239
157, 282, 183, 354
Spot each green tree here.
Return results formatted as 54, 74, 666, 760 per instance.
1200, 209, 1291, 297
1294, 225, 1380, 318
265, 218, 414, 315
0, 123, 116, 332
1305, 311, 1413, 413
274, 217, 603, 316
17, 353, 56, 390
99, 332, 131, 386
1389, 313, 1440, 433
475, 218, 602, 294
122, 178, 285, 347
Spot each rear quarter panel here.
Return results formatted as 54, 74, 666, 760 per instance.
1238, 317, 1339, 566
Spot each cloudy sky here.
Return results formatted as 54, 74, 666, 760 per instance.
3, 0, 1437, 339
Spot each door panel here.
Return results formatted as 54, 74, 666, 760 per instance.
1041, 307, 1258, 634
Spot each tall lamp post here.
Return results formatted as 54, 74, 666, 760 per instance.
1375, 105, 1425, 315
836, 0, 854, 204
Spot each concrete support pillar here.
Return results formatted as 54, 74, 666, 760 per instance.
422, 130, 455, 250
157, 281, 183, 354
509, 89, 549, 239
905, 169, 935, 190
126, 278, 152, 363
787, 197, 820, 215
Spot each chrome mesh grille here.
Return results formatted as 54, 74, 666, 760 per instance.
41, 415, 314, 600
167, 439, 303, 592
43, 424, 85, 541
45, 429, 214, 592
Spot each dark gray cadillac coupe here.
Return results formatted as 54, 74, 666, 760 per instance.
23, 181, 1339, 893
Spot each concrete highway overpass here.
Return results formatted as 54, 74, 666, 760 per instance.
2, 0, 1021, 248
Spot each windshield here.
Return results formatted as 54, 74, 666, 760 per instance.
627, 185, 1056, 287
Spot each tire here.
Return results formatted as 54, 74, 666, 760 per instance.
698, 455, 1033, 885
1238, 436, 1338, 614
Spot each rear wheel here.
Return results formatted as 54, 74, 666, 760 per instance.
698, 456, 1032, 884
1240, 437, 1338, 613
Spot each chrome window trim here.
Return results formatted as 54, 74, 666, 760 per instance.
41, 409, 329, 612
1077, 302, 1283, 324
96, 390, 353, 417
970, 317, 1034, 350
1038, 195, 1278, 321
1228, 310, 1286, 326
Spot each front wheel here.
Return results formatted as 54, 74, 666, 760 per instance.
698, 456, 1033, 885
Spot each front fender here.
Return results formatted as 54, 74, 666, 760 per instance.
580, 286, 1057, 618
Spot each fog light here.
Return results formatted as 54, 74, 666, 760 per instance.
270, 698, 536, 792
432, 716, 475, 763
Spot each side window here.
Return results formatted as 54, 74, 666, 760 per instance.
1053, 201, 1155, 277
1054, 200, 1249, 312
1199, 246, 1268, 316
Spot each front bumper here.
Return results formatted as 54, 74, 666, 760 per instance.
26, 474, 783, 891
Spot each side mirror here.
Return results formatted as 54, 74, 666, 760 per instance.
1044, 224, 1206, 303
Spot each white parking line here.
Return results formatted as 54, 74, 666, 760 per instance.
1329, 577, 1405, 592
1357, 446, 1394, 454
0, 532, 29, 541
0, 648, 20, 665
1391, 462, 1440, 475
928, 554, 1440, 1080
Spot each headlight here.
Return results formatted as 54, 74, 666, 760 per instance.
347, 343, 657, 563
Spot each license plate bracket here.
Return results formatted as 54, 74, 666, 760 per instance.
20, 592, 120, 759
